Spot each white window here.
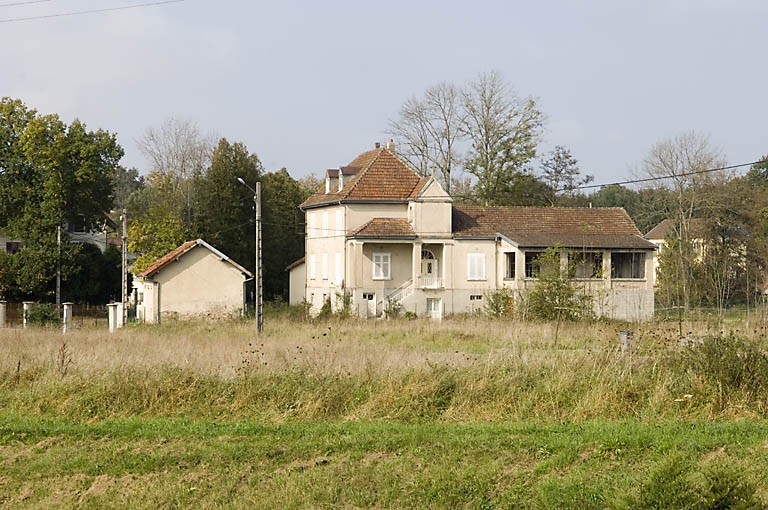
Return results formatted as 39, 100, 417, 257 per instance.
322, 211, 329, 237
335, 252, 342, 284
372, 252, 391, 280
321, 253, 329, 280
336, 210, 343, 235
308, 213, 316, 238
309, 254, 317, 280
467, 253, 486, 281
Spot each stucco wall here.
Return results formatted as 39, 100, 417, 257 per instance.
148, 246, 246, 320
288, 262, 306, 306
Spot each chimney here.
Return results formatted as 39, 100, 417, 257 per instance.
386, 138, 395, 151
375, 141, 381, 149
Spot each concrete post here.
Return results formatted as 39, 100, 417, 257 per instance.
62, 302, 73, 334
107, 303, 118, 333
22, 301, 33, 329
620, 330, 633, 354
0, 301, 6, 328
116, 302, 125, 329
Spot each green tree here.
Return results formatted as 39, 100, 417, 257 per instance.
195, 138, 263, 271
261, 168, 305, 299
462, 71, 544, 205
525, 247, 594, 321
540, 145, 592, 205
0, 97, 123, 300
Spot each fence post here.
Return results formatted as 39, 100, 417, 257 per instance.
620, 330, 633, 354
0, 301, 6, 328
22, 301, 33, 329
107, 303, 118, 333
62, 302, 73, 334
116, 302, 125, 329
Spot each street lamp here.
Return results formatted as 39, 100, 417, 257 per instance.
237, 177, 262, 333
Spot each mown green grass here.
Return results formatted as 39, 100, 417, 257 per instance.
1, 415, 767, 508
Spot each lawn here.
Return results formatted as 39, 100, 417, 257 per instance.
1, 315, 767, 508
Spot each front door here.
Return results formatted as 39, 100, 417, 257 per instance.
363, 292, 376, 318
421, 250, 438, 288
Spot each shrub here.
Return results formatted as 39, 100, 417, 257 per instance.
525, 247, 594, 321
25, 303, 60, 327
483, 288, 513, 318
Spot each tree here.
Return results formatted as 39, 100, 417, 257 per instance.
389, 82, 462, 193
195, 138, 263, 272
261, 168, 305, 299
136, 117, 213, 226
0, 97, 123, 300
462, 71, 544, 205
640, 131, 726, 309
540, 145, 592, 205
112, 166, 144, 211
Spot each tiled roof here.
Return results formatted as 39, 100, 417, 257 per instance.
453, 206, 655, 249
139, 239, 253, 278
285, 256, 305, 272
645, 218, 707, 239
351, 218, 416, 238
300, 147, 426, 208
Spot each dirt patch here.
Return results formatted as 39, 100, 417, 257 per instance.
700, 446, 727, 463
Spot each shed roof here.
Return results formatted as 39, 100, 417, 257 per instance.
138, 239, 253, 278
350, 218, 416, 239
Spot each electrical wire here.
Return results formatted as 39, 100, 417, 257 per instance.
0, 0, 184, 23
0, 0, 52, 7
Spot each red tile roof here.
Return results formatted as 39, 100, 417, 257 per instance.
138, 239, 252, 278
300, 147, 427, 209
453, 206, 655, 249
351, 218, 416, 238
645, 218, 707, 239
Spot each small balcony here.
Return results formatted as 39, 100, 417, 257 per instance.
417, 276, 444, 289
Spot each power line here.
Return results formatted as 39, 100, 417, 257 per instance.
566, 160, 759, 193
0, 0, 52, 7
0, 0, 184, 23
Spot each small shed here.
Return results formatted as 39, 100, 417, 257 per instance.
134, 239, 252, 323
286, 257, 306, 306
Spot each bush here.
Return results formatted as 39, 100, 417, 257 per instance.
483, 288, 513, 318
24, 303, 60, 327
525, 247, 594, 321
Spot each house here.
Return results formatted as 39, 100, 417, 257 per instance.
133, 239, 252, 323
293, 142, 656, 321
645, 218, 708, 276
0, 229, 22, 255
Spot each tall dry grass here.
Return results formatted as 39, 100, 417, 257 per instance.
1, 315, 767, 423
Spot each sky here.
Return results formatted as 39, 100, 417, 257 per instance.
1, 0, 765, 188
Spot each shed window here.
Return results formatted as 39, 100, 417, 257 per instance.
525, 251, 544, 278
570, 252, 603, 279
505, 252, 515, 279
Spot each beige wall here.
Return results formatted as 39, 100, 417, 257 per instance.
140, 246, 247, 322
409, 200, 452, 236
345, 203, 407, 232
289, 262, 306, 306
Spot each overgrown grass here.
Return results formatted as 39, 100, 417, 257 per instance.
2, 316, 768, 506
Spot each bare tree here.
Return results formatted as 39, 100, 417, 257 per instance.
137, 117, 215, 223
389, 82, 462, 193
642, 131, 726, 310
461, 71, 544, 205
540, 145, 593, 205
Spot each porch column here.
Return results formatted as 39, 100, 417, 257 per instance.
412, 241, 422, 287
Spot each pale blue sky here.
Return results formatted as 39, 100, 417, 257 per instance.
1, 0, 765, 187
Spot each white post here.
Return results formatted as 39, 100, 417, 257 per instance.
62, 302, 73, 334
22, 301, 33, 329
0, 301, 6, 328
116, 302, 125, 329
107, 303, 118, 333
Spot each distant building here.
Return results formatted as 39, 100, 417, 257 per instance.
133, 239, 252, 323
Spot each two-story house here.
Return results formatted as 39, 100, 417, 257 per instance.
293, 142, 656, 321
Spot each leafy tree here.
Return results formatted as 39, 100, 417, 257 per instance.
462, 71, 544, 205
540, 145, 592, 205
525, 247, 594, 321
297, 173, 322, 201
112, 166, 145, 211
0, 97, 123, 300
261, 168, 305, 299
195, 138, 263, 271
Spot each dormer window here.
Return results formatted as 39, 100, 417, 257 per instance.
325, 169, 340, 194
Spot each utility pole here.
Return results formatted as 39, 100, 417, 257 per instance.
56, 224, 61, 306
237, 177, 263, 333
121, 209, 128, 326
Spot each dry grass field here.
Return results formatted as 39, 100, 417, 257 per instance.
2, 314, 768, 507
